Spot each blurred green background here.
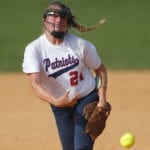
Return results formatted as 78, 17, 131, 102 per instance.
0, 0, 149, 72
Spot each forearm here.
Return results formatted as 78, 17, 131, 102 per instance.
97, 64, 107, 88
27, 74, 57, 105
31, 82, 56, 105
95, 63, 108, 106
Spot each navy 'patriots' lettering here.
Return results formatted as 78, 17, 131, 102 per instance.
43, 54, 79, 78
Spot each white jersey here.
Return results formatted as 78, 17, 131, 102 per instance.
22, 33, 101, 98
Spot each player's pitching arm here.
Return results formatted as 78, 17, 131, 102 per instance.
27, 73, 79, 107
94, 63, 107, 108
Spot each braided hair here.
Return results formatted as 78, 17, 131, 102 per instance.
43, 1, 106, 32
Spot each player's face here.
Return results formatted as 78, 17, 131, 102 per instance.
45, 9, 68, 33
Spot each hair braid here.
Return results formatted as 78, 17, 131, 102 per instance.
72, 19, 106, 32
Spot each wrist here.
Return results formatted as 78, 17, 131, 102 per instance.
97, 101, 107, 108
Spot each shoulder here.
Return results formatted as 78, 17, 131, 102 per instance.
65, 33, 95, 49
25, 34, 45, 53
65, 33, 87, 44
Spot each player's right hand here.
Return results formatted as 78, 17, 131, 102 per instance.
55, 90, 80, 107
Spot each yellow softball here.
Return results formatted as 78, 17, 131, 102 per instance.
120, 133, 135, 148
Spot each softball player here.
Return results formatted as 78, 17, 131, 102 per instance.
22, 2, 108, 150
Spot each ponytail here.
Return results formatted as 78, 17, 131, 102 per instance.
72, 19, 106, 32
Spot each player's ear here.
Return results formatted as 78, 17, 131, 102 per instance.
42, 18, 46, 23
42, 19, 47, 30
43, 12, 47, 21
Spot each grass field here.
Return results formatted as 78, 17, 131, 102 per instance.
0, 0, 150, 71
